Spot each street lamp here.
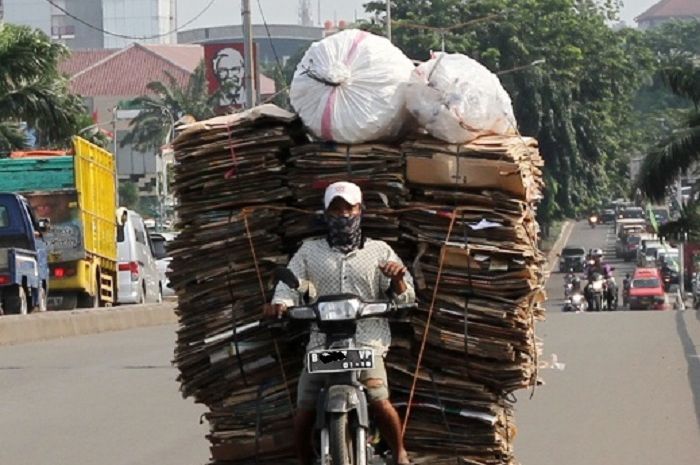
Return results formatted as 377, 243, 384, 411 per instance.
496, 58, 546, 75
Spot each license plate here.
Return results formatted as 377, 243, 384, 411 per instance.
47, 296, 63, 306
307, 349, 374, 374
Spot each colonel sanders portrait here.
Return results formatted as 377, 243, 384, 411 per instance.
213, 47, 245, 106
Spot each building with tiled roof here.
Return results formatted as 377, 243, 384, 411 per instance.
635, 0, 700, 29
59, 43, 275, 199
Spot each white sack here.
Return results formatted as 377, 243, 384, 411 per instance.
406, 53, 517, 144
290, 29, 414, 144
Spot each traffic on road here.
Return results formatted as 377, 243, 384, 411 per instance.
549, 204, 690, 314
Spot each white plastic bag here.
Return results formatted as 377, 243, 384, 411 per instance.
406, 53, 517, 144
290, 29, 414, 144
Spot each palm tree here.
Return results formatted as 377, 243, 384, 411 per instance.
0, 24, 86, 153
121, 63, 218, 153
637, 55, 700, 202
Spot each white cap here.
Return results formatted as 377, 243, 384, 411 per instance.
324, 181, 362, 209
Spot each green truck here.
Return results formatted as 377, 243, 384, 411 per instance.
0, 137, 118, 309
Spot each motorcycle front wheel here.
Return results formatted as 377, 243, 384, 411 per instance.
330, 412, 354, 465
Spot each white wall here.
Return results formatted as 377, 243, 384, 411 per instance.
103, 0, 175, 48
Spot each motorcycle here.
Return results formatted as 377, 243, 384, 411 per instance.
586, 272, 606, 311
589, 215, 598, 229
273, 268, 413, 465
563, 292, 587, 312
564, 282, 574, 298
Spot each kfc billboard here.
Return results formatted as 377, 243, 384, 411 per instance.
204, 42, 258, 109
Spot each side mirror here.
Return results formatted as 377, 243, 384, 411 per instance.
274, 267, 299, 290
37, 218, 50, 232
116, 207, 128, 226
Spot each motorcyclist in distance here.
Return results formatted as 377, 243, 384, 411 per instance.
586, 249, 605, 281
264, 181, 415, 465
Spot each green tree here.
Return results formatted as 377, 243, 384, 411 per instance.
363, 0, 654, 227
0, 24, 87, 154
631, 20, 700, 151
121, 62, 218, 153
637, 56, 700, 202
119, 181, 140, 210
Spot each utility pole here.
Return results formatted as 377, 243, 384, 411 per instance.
386, 0, 392, 42
112, 105, 120, 205
241, 0, 255, 109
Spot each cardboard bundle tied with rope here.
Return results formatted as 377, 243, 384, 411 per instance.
384, 134, 546, 464
169, 105, 305, 463
169, 103, 546, 465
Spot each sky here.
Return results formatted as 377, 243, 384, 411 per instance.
176, 0, 662, 31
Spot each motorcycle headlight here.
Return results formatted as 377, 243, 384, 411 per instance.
318, 299, 361, 321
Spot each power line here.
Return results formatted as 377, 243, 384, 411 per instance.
255, 0, 289, 93
44, 0, 218, 41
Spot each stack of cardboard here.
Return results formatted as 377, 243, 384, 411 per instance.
169, 105, 305, 462
385, 134, 545, 463
281, 141, 408, 250
170, 105, 546, 465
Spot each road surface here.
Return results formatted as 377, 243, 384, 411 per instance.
1, 221, 699, 465
545, 220, 636, 313
514, 221, 700, 465
0, 325, 209, 465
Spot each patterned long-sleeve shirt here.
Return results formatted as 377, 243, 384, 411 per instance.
272, 237, 415, 354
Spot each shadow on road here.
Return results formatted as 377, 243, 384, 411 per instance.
675, 310, 700, 431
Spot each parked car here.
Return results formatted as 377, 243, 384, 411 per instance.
637, 239, 662, 267
150, 232, 177, 297
621, 234, 644, 262
116, 208, 162, 304
628, 268, 667, 310
0, 193, 49, 314
600, 209, 616, 224
620, 206, 645, 220
559, 246, 587, 272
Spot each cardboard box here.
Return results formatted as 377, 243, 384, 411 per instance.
406, 153, 527, 198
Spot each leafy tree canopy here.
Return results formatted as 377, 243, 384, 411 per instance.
362, 0, 655, 226
121, 62, 217, 153
0, 24, 89, 154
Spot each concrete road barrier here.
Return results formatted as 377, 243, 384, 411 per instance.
0, 302, 178, 346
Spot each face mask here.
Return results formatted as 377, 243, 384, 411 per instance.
326, 214, 362, 253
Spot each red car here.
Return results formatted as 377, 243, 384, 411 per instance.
628, 268, 667, 310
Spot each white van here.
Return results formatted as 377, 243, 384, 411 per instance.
116, 208, 162, 304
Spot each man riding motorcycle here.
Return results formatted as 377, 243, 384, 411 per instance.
264, 182, 415, 465
586, 249, 605, 281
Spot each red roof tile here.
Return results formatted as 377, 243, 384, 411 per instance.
636, 0, 700, 21
65, 43, 275, 98
141, 44, 204, 73
59, 49, 118, 77
69, 44, 195, 97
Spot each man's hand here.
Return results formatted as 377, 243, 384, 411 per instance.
263, 303, 287, 318
379, 261, 408, 294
